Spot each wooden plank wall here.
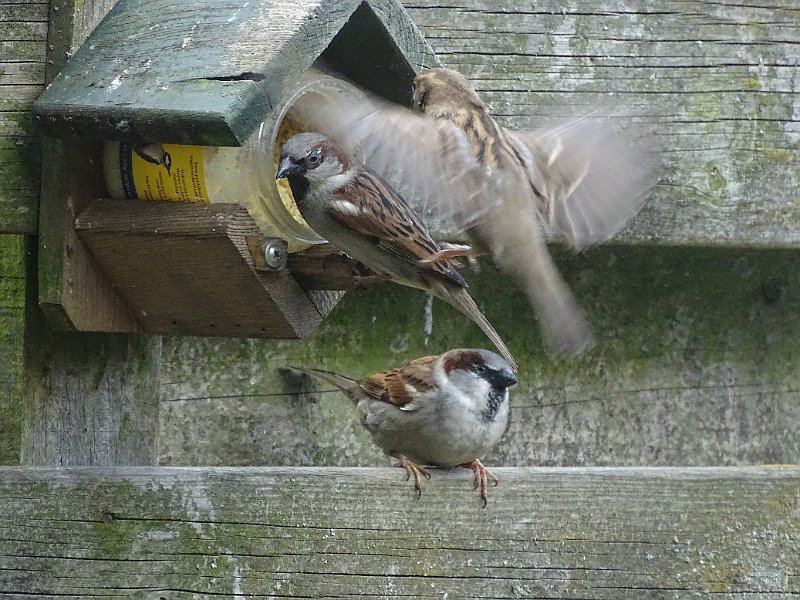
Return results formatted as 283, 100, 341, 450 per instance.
0, 466, 798, 598
1, 0, 162, 467
0, 0, 46, 464
0, 0, 799, 597
0, 0, 43, 233
158, 1, 800, 470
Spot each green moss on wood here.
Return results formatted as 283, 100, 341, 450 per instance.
0, 236, 26, 464
763, 147, 792, 161
159, 245, 800, 468
0, 467, 797, 596
90, 513, 137, 561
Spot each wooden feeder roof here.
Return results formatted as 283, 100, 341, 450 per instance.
32, 0, 436, 145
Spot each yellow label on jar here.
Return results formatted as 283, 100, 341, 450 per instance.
120, 142, 208, 203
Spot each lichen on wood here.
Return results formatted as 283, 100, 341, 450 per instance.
0, 235, 26, 464
159, 246, 800, 469
0, 466, 797, 597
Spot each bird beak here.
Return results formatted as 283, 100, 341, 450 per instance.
495, 369, 518, 388
276, 156, 302, 179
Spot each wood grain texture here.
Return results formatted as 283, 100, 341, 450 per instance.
403, 0, 799, 248
287, 245, 358, 290
15, 0, 162, 469
0, 466, 797, 598
75, 200, 327, 338
20, 325, 162, 466
35, 0, 138, 332
0, 236, 26, 464
38, 138, 139, 332
0, 0, 47, 233
32, 0, 437, 145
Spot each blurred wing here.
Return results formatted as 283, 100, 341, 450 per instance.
289, 82, 499, 239
510, 110, 660, 249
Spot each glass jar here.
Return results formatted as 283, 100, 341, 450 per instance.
103, 69, 362, 252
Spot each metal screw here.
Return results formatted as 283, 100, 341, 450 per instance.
262, 238, 287, 270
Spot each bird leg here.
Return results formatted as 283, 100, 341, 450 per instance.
349, 272, 392, 290
419, 243, 481, 271
418, 243, 473, 264
390, 452, 431, 499
460, 459, 498, 508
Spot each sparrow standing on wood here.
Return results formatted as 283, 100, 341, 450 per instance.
276, 132, 517, 370
293, 348, 517, 506
293, 69, 658, 356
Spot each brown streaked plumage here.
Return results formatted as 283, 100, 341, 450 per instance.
412, 68, 599, 354
277, 132, 517, 371
292, 347, 518, 506
413, 68, 659, 354
289, 87, 501, 239
293, 69, 658, 356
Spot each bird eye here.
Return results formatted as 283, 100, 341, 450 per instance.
305, 148, 322, 169
414, 90, 428, 111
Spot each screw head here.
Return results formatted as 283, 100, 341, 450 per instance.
262, 239, 287, 270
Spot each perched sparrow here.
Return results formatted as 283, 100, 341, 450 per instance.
276, 132, 517, 370
294, 348, 517, 506
292, 69, 658, 355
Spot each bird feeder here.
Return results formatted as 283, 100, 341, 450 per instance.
32, 0, 436, 338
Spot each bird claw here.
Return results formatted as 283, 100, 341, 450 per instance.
391, 453, 431, 499
460, 459, 498, 508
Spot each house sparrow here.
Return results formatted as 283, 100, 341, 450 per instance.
293, 348, 517, 506
291, 69, 658, 355
276, 132, 517, 371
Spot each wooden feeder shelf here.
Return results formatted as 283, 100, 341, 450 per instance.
32, 0, 436, 338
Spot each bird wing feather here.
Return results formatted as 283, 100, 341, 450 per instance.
360, 354, 439, 407
509, 110, 660, 249
328, 171, 466, 286
289, 83, 501, 238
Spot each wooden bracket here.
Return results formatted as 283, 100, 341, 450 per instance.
74, 200, 347, 338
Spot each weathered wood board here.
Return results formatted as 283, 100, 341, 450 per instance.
74, 200, 333, 338
0, 236, 26, 465
7, 0, 163, 469
0, 0, 47, 234
0, 466, 797, 598
159, 247, 800, 468
20, 328, 162, 467
32, 0, 435, 145
403, 0, 799, 248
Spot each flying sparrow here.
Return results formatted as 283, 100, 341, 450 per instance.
291, 69, 658, 356
293, 348, 517, 506
276, 132, 517, 370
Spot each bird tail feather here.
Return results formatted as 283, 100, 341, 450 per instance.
522, 263, 594, 356
291, 367, 361, 403
442, 288, 518, 371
